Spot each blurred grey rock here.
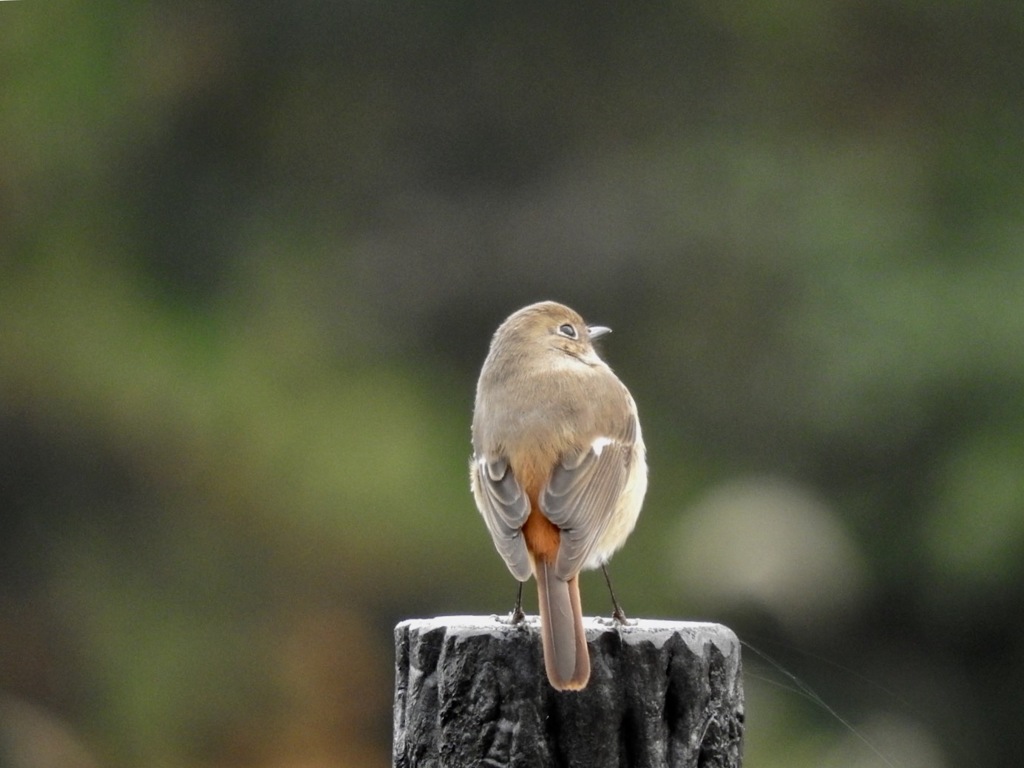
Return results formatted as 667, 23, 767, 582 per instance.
393, 615, 743, 768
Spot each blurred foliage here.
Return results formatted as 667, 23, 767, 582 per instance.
2, 1, 1024, 767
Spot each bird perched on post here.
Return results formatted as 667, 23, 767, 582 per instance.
470, 301, 647, 690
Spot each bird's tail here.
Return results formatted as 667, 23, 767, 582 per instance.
535, 562, 590, 690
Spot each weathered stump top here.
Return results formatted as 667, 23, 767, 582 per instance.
394, 615, 744, 768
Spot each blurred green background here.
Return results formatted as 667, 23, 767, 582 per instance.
2, 1, 1023, 767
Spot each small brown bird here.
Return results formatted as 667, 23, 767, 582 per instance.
470, 301, 647, 690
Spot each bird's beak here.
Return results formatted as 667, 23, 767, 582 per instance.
587, 325, 612, 340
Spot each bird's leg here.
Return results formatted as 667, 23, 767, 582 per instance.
602, 564, 629, 624
508, 582, 526, 624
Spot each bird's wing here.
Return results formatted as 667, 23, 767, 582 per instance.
540, 413, 638, 580
470, 455, 533, 581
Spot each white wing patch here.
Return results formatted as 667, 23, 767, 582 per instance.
590, 436, 615, 456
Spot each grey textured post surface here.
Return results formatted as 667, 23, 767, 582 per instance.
393, 616, 743, 768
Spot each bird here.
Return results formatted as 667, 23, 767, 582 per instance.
470, 300, 647, 690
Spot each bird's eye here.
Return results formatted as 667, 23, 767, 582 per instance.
557, 323, 578, 339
